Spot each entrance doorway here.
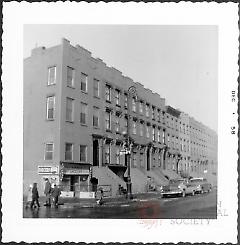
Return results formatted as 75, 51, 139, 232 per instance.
93, 139, 99, 166
147, 148, 150, 171
70, 175, 79, 191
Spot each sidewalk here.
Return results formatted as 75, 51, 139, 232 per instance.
23, 192, 162, 208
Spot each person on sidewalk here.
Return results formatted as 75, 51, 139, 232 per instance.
25, 184, 33, 208
30, 183, 40, 209
96, 187, 104, 205
51, 184, 61, 207
44, 178, 52, 206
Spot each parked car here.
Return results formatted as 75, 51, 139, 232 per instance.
189, 177, 212, 194
160, 178, 196, 198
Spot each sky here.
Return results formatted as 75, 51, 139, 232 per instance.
24, 25, 218, 132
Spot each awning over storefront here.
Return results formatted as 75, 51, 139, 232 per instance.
108, 164, 127, 179
60, 162, 91, 176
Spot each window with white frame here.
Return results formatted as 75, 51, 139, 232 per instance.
157, 129, 161, 142
124, 93, 128, 108
115, 89, 120, 106
139, 101, 143, 114
105, 144, 110, 164
140, 123, 144, 137
66, 98, 74, 122
45, 143, 54, 160
132, 120, 137, 134
146, 125, 150, 138
65, 143, 73, 161
105, 111, 111, 130
146, 104, 150, 117
46, 96, 55, 120
132, 152, 137, 167
162, 130, 165, 144
67, 66, 74, 87
152, 107, 155, 120
93, 107, 99, 127
80, 145, 87, 162
80, 73, 88, 92
80, 102, 87, 125
152, 127, 155, 141
116, 147, 120, 165
47, 66, 56, 85
132, 97, 137, 112
115, 115, 120, 133
93, 78, 99, 97
105, 84, 111, 101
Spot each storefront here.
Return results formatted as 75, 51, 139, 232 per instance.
59, 162, 93, 198
37, 165, 59, 191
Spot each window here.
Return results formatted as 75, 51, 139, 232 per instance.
146, 104, 150, 117
140, 153, 144, 168
105, 144, 110, 164
157, 110, 161, 122
93, 107, 99, 127
45, 143, 54, 160
105, 84, 111, 101
132, 153, 137, 167
139, 101, 144, 114
152, 107, 155, 120
132, 120, 137, 134
140, 123, 144, 137
124, 94, 128, 108
80, 103, 87, 125
115, 89, 120, 106
65, 143, 73, 161
152, 127, 155, 141
115, 115, 120, 133
132, 97, 137, 112
67, 66, 74, 87
163, 130, 165, 144
80, 73, 88, 92
80, 145, 87, 162
66, 98, 74, 122
47, 66, 56, 85
157, 129, 161, 142
116, 148, 120, 165
167, 134, 170, 147
105, 111, 111, 130
93, 78, 99, 97
46, 96, 55, 120
146, 125, 150, 138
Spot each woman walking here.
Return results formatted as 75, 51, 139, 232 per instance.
30, 183, 40, 209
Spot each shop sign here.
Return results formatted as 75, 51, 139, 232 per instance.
64, 168, 89, 175
79, 192, 95, 199
38, 166, 58, 175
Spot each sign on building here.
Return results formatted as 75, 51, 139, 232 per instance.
38, 166, 59, 175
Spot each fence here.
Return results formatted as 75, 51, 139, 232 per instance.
58, 184, 112, 198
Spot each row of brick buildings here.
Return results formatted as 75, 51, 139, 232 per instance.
23, 38, 218, 196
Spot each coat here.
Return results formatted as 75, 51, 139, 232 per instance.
32, 186, 39, 199
44, 181, 51, 195
27, 188, 32, 202
51, 186, 61, 198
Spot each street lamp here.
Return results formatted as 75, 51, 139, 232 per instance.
125, 85, 137, 199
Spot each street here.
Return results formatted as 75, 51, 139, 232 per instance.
23, 189, 217, 219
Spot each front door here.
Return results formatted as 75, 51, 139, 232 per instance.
93, 139, 99, 166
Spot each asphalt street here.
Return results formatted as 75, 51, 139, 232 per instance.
23, 189, 217, 219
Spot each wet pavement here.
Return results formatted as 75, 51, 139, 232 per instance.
23, 189, 217, 219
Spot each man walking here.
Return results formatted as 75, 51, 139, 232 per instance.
51, 184, 61, 207
44, 178, 51, 206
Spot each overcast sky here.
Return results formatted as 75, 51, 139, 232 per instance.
24, 25, 218, 132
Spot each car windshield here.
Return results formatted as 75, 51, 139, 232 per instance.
169, 179, 184, 184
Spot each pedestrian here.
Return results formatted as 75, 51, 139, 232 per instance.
96, 187, 104, 205
44, 178, 52, 206
25, 184, 33, 208
30, 183, 40, 209
51, 184, 61, 207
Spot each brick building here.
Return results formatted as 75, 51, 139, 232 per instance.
24, 38, 218, 196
